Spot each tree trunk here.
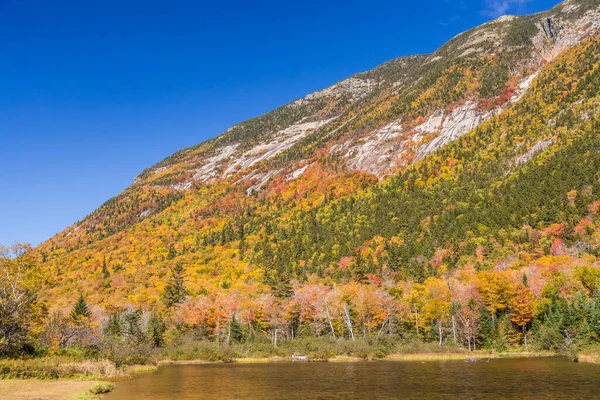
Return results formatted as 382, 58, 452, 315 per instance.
377, 318, 389, 337
325, 306, 336, 338
451, 315, 457, 345
438, 321, 443, 347
415, 311, 419, 336
227, 319, 231, 344
343, 305, 355, 341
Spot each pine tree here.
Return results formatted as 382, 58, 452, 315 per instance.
162, 262, 187, 309
102, 256, 110, 280
478, 306, 497, 349
147, 311, 166, 347
167, 244, 177, 260
104, 312, 122, 337
71, 294, 91, 323
229, 316, 244, 343
123, 309, 143, 340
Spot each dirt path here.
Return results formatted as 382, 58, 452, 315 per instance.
0, 380, 101, 400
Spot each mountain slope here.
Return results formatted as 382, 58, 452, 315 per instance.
38, 0, 600, 311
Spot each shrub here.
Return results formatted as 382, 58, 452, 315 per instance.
89, 382, 115, 395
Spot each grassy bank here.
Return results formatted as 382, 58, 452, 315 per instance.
576, 344, 600, 364
0, 357, 157, 380
156, 335, 480, 362
0, 380, 113, 400
0, 357, 155, 400
156, 336, 560, 363
159, 350, 557, 364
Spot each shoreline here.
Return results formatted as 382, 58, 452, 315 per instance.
159, 350, 558, 365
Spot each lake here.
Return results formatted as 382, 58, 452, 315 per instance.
105, 357, 600, 399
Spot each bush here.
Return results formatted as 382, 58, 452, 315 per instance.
160, 338, 235, 362
101, 337, 153, 367
89, 382, 115, 395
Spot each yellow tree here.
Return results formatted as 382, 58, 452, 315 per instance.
407, 283, 426, 338
476, 271, 514, 320
509, 284, 535, 346
0, 244, 49, 356
420, 278, 452, 346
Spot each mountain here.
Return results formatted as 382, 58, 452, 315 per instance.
38, 0, 600, 318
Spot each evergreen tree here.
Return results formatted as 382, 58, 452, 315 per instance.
147, 311, 166, 347
167, 244, 177, 260
104, 312, 122, 337
162, 262, 187, 309
71, 294, 91, 323
478, 306, 497, 349
123, 309, 143, 340
229, 316, 244, 343
102, 256, 110, 280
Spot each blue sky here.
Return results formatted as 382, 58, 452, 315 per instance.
0, 0, 561, 246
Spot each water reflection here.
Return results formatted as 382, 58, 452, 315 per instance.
105, 357, 600, 399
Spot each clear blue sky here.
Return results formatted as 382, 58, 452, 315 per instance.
0, 0, 561, 246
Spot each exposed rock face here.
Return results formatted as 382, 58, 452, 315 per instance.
339, 120, 405, 177
294, 78, 376, 105
154, 118, 337, 191
223, 118, 336, 177
192, 144, 239, 183
415, 111, 445, 135
414, 101, 495, 162
244, 169, 283, 195
533, 5, 600, 61
286, 165, 310, 181
510, 72, 540, 104
514, 139, 555, 166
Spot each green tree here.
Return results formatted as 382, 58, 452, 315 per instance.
102, 256, 110, 280
123, 309, 143, 340
147, 311, 166, 347
71, 295, 91, 323
162, 262, 187, 309
104, 312, 122, 337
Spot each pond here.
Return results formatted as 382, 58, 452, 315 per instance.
105, 357, 600, 399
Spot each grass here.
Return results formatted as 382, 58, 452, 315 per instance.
386, 352, 490, 361
0, 356, 158, 381
0, 379, 106, 400
233, 357, 282, 363
0, 357, 120, 380
576, 344, 600, 364
157, 335, 565, 363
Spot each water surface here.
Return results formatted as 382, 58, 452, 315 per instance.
105, 357, 600, 399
